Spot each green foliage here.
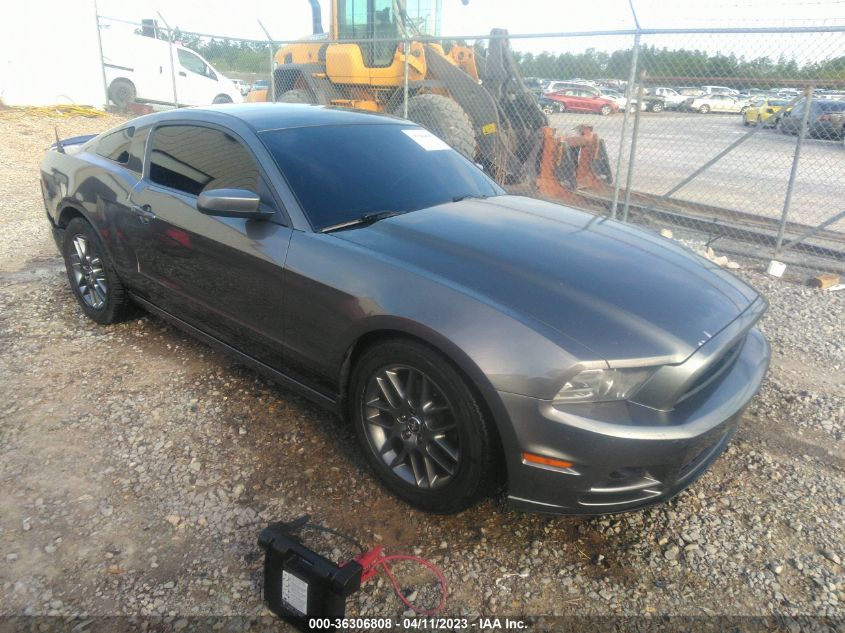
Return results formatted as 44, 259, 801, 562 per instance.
510, 44, 845, 87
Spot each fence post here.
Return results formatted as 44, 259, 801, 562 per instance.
403, 39, 410, 118
621, 72, 646, 223
610, 31, 640, 220
92, 1, 110, 109
258, 19, 275, 102
774, 85, 814, 258
156, 12, 179, 107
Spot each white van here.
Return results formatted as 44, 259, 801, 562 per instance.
101, 32, 243, 107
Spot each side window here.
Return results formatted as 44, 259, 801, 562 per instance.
95, 128, 134, 167
149, 125, 260, 197
178, 49, 213, 79
339, 0, 369, 39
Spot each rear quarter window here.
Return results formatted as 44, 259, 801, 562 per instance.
95, 127, 148, 174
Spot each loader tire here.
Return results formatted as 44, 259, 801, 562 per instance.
277, 89, 313, 104
398, 94, 477, 160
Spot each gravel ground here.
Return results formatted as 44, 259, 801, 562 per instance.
1, 110, 844, 630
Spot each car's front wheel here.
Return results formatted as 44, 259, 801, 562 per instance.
699, 104, 710, 114
350, 339, 500, 513
62, 218, 133, 325
599, 104, 612, 116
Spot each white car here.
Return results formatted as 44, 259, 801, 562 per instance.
650, 87, 687, 109
686, 94, 752, 114
701, 85, 740, 96
101, 32, 243, 107
599, 88, 634, 110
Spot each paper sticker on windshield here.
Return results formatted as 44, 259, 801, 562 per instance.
402, 129, 451, 151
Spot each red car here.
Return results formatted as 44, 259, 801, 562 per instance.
547, 88, 619, 115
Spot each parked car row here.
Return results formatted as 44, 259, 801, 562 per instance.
533, 78, 845, 137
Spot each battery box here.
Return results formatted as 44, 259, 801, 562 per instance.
258, 521, 363, 632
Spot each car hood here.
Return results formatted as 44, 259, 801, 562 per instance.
333, 196, 761, 365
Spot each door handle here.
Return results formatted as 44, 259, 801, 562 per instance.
131, 204, 157, 224
179, 71, 187, 77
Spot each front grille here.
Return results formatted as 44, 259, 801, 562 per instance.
676, 335, 746, 406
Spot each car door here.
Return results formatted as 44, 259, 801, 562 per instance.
124, 122, 293, 370
175, 48, 218, 105
709, 95, 727, 113
564, 89, 585, 112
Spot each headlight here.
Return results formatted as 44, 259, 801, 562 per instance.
553, 367, 656, 404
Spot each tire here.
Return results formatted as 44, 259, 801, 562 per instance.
397, 94, 477, 159
698, 104, 710, 114
277, 89, 313, 103
557, 101, 567, 113
541, 104, 555, 115
743, 118, 750, 126
212, 94, 233, 104
651, 101, 664, 113
61, 218, 133, 325
350, 339, 500, 514
108, 79, 136, 109
755, 115, 762, 127
599, 104, 612, 116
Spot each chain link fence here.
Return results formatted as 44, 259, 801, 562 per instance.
95, 13, 845, 271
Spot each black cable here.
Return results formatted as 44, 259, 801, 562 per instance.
303, 522, 366, 553
272, 514, 366, 554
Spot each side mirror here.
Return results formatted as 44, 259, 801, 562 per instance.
197, 188, 272, 220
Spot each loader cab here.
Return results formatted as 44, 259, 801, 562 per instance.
337, 0, 399, 66
336, 0, 440, 67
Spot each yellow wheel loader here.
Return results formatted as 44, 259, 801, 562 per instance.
248, 0, 613, 203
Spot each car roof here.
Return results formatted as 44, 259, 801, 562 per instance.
133, 103, 406, 133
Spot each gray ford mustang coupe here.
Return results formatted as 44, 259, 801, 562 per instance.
40, 103, 770, 515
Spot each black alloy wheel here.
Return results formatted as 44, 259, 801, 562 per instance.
350, 339, 501, 513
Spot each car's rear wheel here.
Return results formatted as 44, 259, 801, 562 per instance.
699, 104, 710, 114
651, 101, 664, 113
599, 104, 612, 116
398, 94, 477, 160
108, 79, 136, 109
350, 339, 500, 513
62, 218, 133, 325
541, 104, 555, 115
557, 101, 567, 113
212, 94, 233, 104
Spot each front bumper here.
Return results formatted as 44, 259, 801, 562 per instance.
502, 327, 770, 515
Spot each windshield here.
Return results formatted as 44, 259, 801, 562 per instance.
260, 123, 504, 231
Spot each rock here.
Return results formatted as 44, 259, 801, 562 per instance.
822, 550, 841, 565
664, 546, 680, 561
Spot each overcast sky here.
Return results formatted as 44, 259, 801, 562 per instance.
85, 0, 845, 62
